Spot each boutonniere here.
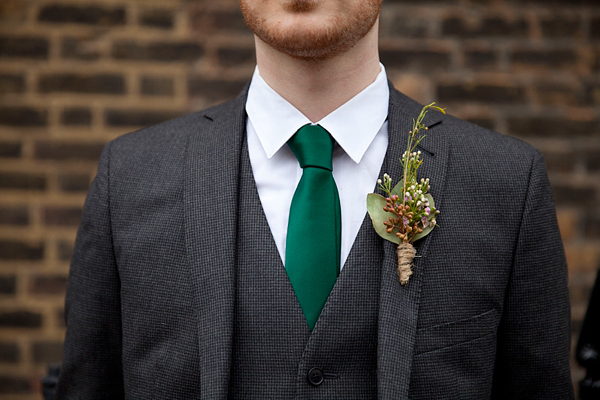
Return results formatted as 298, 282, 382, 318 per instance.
367, 103, 445, 285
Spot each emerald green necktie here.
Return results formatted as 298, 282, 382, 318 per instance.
286, 124, 341, 331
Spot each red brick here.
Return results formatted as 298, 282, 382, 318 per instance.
540, 15, 581, 38
584, 82, 600, 106
569, 273, 595, 306
565, 244, 599, 273
61, 37, 102, 61
57, 173, 91, 192
382, 16, 429, 38
0, 310, 42, 328
217, 46, 255, 68
0, 275, 17, 295
38, 4, 125, 26
379, 49, 451, 72
139, 9, 174, 29
464, 51, 498, 69
0, 74, 25, 94
519, 0, 597, 4
0, 342, 19, 363
140, 76, 174, 96
61, 107, 92, 125
57, 241, 73, 261
30, 275, 67, 295
43, 206, 82, 227
541, 151, 577, 173
55, 308, 65, 328
466, 118, 496, 131
105, 109, 182, 127
0, 172, 46, 190
0, 36, 48, 59
32, 341, 63, 363
112, 40, 204, 62
0, 106, 47, 127
551, 185, 596, 207
34, 141, 105, 161
584, 215, 600, 238
39, 73, 125, 94
508, 117, 597, 138
584, 150, 600, 172
0, 205, 28, 225
556, 209, 578, 241
190, 8, 250, 35
0, 375, 31, 394
591, 17, 600, 39
188, 78, 248, 103
0, 240, 44, 261
437, 84, 526, 104
535, 83, 580, 106
511, 49, 577, 67
442, 16, 529, 38
0, 142, 21, 158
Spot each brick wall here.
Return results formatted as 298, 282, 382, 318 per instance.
0, 0, 598, 398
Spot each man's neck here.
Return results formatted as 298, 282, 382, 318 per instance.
254, 22, 381, 123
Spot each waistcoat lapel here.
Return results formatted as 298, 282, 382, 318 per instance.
184, 90, 248, 399
377, 87, 449, 399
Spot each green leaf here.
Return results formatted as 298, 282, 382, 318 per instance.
366, 193, 401, 244
391, 179, 405, 197
413, 193, 437, 241
412, 224, 433, 241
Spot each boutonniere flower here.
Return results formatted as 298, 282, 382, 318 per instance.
367, 103, 445, 285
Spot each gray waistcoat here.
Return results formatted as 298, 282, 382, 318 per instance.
229, 141, 383, 399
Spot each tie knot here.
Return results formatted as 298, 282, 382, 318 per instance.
288, 124, 334, 171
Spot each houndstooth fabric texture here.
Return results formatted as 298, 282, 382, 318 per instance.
229, 139, 381, 399
56, 85, 573, 399
229, 138, 312, 398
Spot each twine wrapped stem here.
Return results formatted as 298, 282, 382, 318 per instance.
397, 242, 416, 285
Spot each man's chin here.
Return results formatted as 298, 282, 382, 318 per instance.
258, 33, 351, 61
242, 0, 382, 62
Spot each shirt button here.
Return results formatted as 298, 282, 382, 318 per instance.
308, 367, 324, 386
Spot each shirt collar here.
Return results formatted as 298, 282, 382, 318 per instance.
246, 63, 389, 163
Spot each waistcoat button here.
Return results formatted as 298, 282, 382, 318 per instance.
307, 367, 324, 386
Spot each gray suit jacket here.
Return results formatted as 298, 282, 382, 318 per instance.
56, 85, 573, 399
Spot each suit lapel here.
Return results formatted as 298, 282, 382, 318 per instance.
184, 91, 247, 398
377, 87, 449, 399
183, 84, 450, 397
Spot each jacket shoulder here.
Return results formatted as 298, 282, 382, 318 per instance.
109, 103, 220, 155
389, 86, 541, 165
104, 95, 244, 171
441, 113, 539, 161
440, 116, 544, 199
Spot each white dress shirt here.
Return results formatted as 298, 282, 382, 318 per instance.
246, 64, 389, 270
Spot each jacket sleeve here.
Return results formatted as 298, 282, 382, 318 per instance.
491, 151, 573, 399
56, 141, 125, 399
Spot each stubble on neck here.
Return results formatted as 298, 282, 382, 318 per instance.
254, 20, 382, 122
